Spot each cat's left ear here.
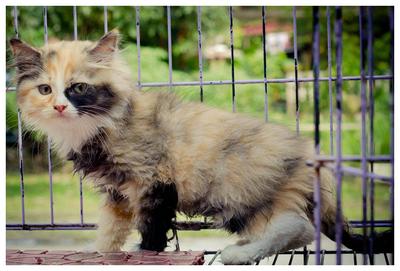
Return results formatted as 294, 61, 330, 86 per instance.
89, 29, 119, 60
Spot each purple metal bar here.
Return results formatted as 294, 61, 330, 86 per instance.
293, 7, 299, 135
311, 155, 391, 163
135, 7, 141, 90
103, 6, 108, 33
167, 6, 173, 90
367, 7, 375, 264
359, 7, 368, 265
327, 7, 334, 155
334, 6, 343, 264
13, 6, 26, 226
312, 6, 321, 265
388, 6, 394, 229
5, 74, 393, 93
72, 6, 84, 225
43, 6, 55, 225
135, 74, 392, 88
324, 164, 391, 182
197, 6, 204, 102
7, 218, 392, 231
262, 6, 268, 122
388, 9, 394, 265
313, 6, 320, 154
229, 6, 236, 113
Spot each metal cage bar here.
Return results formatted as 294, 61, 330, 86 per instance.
293, 7, 300, 135
229, 6, 236, 113
135, 7, 141, 90
261, 6, 268, 122
359, 6, 369, 265
197, 6, 204, 102
334, 6, 343, 264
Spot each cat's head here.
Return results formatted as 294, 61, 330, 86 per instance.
9, 30, 133, 154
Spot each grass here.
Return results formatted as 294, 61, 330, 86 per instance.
6, 167, 391, 231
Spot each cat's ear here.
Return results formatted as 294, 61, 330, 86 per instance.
89, 29, 119, 60
9, 38, 41, 60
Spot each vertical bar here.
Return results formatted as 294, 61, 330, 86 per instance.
314, 165, 322, 264
136, 7, 141, 90
327, 7, 334, 155
197, 6, 204, 102
312, 8, 321, 265
334, 6, 343, 265
388, 7, 394, 265
320, 249, 326, 265
73, 6, 78, 40
353, 251, 358, 265
272, 253, 279, 265
366, 6, 375, 264
359, 7, 368, 265
261, 6, 268, 122
167, 6, 173, 90
13, 6, 19, 38
73, 6, 84, 225
288, 250, 295, 265
229, 6, 236, 113
13, 6, 26, 225
103, 6, 108, 33
313, 6, 320, 154
43, 6, 54, 225
293, 7, 299, 135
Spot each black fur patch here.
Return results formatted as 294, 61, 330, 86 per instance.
138, 181, 178, 251
68, 129, 134, 186
223, 208, 256, 234
107, 188, 127, 204
283, 157, 301, 175
14, 59, 43, 85
64, 83, 116, 116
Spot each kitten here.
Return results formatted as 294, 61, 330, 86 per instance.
10, 30, 392, 264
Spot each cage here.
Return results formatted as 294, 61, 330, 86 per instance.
5, 5, 394, 265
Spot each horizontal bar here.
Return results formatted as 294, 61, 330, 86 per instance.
321, 164, 392, 182
204, 249, 391, 256
311, 155, 392, 163
5, 75, 392, 92
137, 75, 392, 88
6, 223, 97, 230
7, 219, 392, 231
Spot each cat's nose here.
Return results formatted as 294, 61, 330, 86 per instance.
53, 104, 67, 113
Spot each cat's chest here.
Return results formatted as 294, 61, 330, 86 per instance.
67, 131, 135, 187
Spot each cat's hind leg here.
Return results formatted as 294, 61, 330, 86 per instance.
220, 210, 314, 265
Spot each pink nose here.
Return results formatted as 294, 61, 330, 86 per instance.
53, 104, 67, 113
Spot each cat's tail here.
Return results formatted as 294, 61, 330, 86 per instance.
319, 169, 394, 254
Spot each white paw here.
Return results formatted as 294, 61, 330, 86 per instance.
130, 243, 142, 252
220, 244, 263, 265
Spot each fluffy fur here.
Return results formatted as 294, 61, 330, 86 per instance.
10, 30, 393, 264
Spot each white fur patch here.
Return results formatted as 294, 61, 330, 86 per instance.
220, 212, 314, 265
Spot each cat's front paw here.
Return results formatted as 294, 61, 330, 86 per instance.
220, 244, 261, 265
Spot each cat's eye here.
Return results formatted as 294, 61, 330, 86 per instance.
38, 84, 52, 95
71, 83, 89, 95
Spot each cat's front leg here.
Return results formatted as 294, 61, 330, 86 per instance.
95, 191, 133, 252
137, 181, 178, 251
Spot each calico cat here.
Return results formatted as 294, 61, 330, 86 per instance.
10, 30, 393, 264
